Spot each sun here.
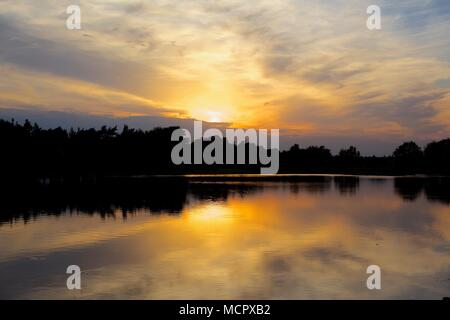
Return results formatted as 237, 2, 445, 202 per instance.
183, 94, 235, 123
189, 107, 228, 123
206, 111, 224, 123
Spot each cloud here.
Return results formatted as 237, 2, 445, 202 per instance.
0, 0, 449, 153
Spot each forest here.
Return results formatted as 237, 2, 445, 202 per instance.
1, 118, 449, 182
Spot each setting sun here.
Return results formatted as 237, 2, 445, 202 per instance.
205, 111, 224, 123
189, 108, 228, 123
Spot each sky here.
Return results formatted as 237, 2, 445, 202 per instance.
0, 0, 450, 155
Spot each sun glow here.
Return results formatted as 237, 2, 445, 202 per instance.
206, 111, 224, 123
186, 203, 234, 224
189, 107, 230, 123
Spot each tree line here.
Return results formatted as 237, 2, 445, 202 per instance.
281, 140, 450, 174
1, 118, 449, 181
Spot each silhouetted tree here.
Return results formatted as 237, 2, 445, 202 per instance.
1, 118, 450, 178
393, 141, 424, 173
424, 139, 450, 174
339, 146, 360, 159
280, 144, 333, 172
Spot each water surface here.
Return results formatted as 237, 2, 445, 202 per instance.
0, 175, 449, 299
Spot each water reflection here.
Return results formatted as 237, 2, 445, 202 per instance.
333, 176, 360, 195
394, 177, 450, 204
0, 176, 449, 299
2, 176, 450, 224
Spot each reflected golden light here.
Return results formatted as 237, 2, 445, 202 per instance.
185, 203, 233, 223
2, 180, 450, 299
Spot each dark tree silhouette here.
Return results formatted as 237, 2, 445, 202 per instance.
336, 146, 361, 171
424, 138, 450, 174
280, 144, 333, 172
1, 118, 450, 179
339, 146, 360, 159
393, 141, 424, 173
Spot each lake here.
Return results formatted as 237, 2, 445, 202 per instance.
0, 175, 449, 299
